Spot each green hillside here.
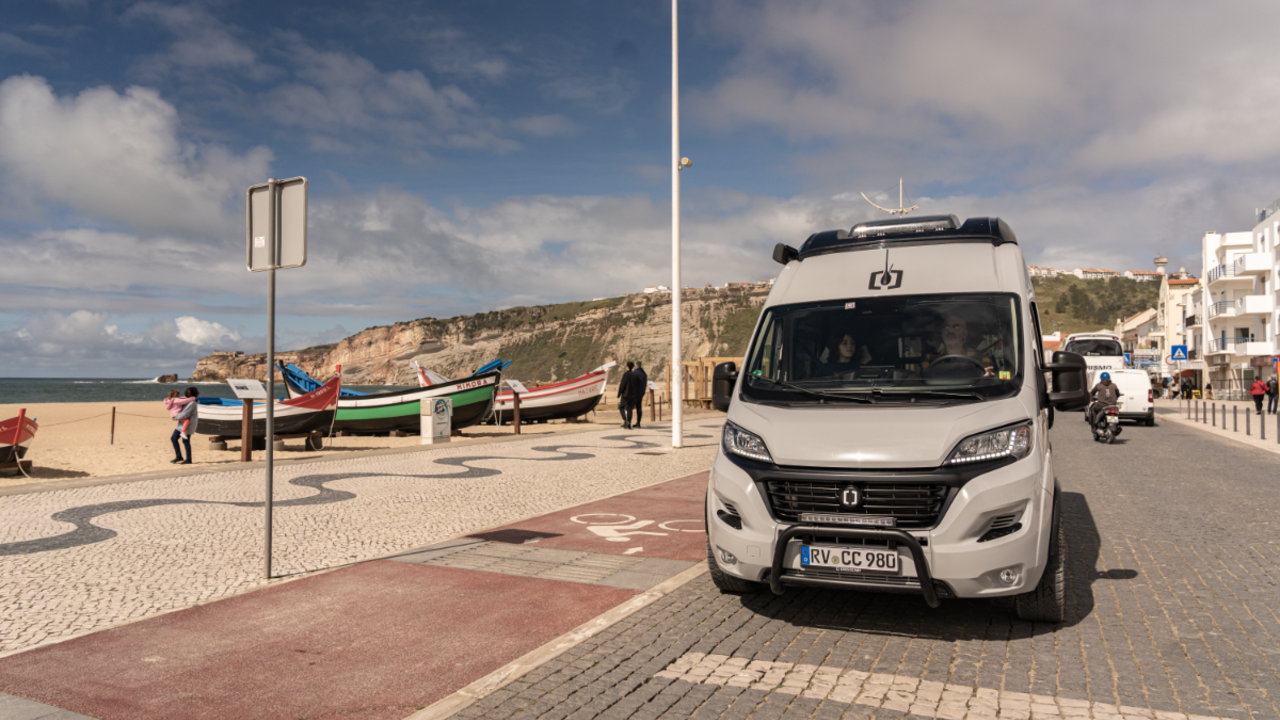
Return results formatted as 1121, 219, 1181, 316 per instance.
1032, 275, 1160, 335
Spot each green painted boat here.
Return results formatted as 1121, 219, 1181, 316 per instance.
279, 363, 499, 434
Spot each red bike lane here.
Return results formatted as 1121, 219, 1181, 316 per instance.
0, 471, 709, 720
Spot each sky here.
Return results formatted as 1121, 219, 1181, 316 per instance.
3, 0, 1280, 377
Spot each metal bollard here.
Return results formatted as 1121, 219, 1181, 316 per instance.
1195, 401, 1199, 422
1213, 403, 1217, 427
1263, 409, 1267, 441
1234, 405, 1238, 432
1247, 411, 1251, 436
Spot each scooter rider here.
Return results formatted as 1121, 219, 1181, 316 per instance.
1087, 371, 1121, 426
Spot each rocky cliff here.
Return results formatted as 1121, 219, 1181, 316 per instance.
192, 286, 770, 385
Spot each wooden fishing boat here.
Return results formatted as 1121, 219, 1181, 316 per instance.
490, 363, 614, 424
194, 372, 341, 438
0, 409, 38, 464
278, 363, 500, 435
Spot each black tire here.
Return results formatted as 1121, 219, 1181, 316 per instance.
305, 434, 323, 451
1014, 509, 1067, 623
1145, 416, 1155, 427
706, 536, 760, 594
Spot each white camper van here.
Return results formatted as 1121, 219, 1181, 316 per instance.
707, 215, 1090, 622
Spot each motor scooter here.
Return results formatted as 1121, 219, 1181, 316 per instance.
1089, 402, 1121, 444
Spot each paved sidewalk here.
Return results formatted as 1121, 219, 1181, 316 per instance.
0, 419, 722, 658
0, 468, 714, 718
1156, 398, 1280, 456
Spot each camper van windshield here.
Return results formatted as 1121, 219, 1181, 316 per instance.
1063, 339, 1122, 356
742, 293, 1023, 402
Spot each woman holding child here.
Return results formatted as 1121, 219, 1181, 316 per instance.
163, 387, 200, 464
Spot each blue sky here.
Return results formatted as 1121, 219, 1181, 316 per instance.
3, 1, 1280, 376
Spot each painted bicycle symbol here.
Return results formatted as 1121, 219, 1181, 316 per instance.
569, 513, 703, 542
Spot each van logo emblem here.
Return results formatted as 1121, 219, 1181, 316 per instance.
840, 486, 860, 508
868, 253, 902, 290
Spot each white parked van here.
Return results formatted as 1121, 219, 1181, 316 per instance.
707, 215, 1090, 622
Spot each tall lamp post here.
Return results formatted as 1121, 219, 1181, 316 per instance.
671, 0, 685, 449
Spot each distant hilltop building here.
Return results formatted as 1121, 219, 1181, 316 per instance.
1123, 270, 1162, 282
1072, 268, 1122, 280
1027, 266, 1060, 278
208, 350, 244, 357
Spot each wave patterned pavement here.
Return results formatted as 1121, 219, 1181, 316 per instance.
0, 421, 722, 656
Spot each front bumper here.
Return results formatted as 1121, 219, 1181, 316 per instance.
768, 526, 941, 607
707, 448, 1054, 601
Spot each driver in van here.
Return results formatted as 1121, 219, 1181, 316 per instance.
1087, 371, 1121, 426
920, 314, 994, 376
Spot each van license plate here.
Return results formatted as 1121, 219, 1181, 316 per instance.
801, 545, 900, 575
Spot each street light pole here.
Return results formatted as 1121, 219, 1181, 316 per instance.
671, 0, 683, 449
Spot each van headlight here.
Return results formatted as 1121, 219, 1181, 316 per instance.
723, 422, 773, 463
945, 422, 1032, 465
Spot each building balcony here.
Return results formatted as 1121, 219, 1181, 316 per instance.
1208, 337, 1272, 356
1234, 252, 1272, 277
1236, 294, 1275, 315
1207, 300, 1237, 319
1185, 314, 1202, 329
1207, 264, 1250, 286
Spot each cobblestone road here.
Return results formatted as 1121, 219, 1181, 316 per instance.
456, 411, 1280, 720
0, 421, 723, 656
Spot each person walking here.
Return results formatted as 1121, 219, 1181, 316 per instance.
631, 361, 649, 428
1250, 376, 1268, 415
616, 362, 636, 429
171, 387, 200, 464
1205, 382, 1213, 400
1161, 376, 1170, 399
1268, 374, 1279, 414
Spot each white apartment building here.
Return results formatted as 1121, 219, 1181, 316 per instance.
1072, 268, 1121, 280
1198, 226, 1278, 398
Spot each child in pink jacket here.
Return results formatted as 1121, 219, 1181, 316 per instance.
164, 390, 196, 438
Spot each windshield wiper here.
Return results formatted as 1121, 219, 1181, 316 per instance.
857, 388, 984, 401
752, 376, 872, 403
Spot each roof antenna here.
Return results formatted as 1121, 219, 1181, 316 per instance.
862, 178, 919, 217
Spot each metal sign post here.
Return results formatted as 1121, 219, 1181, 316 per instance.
247, 177, 307, 579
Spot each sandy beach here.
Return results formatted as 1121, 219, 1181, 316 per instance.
0, 394, 683, 488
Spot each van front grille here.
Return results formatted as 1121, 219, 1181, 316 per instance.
765, 481, 949, 529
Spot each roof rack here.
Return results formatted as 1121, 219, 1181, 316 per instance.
791, 216, 1018, 261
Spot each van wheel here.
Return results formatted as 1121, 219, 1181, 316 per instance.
1014, 511, 1067, 623
706, 537, 761, 594
1145, 416, 1155, 427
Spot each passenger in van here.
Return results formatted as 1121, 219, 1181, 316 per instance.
816, 331, 865, 377
920, 315, 994, 376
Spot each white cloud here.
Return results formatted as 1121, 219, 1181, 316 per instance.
0, 310, 241, 374
262, 37, 517, 156
691, 1, 1280, 175
175, 316, 241, 347
0, 75, 272, 236
124, 3, 265, 80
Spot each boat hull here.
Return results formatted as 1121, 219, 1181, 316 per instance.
195, 374, 341, 439
490, 370, 609, 424
0, 414, 38, 464
282, 372, 500, 435
195, 408, 337, 439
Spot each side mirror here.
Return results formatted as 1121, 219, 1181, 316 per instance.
712, 361, 738, 412
1047, 351, 1090, 410
772, 243, 799, 265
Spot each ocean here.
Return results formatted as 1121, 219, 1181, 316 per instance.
0, 378, 419, 405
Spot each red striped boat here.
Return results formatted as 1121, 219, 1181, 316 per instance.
1, 409, 38, 464
490, 362, 615, 424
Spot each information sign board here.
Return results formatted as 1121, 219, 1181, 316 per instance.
247, 177, 307, 272
505, 379, 529, 394
227, 379, 268, 400
1170, 345, 1188, 361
